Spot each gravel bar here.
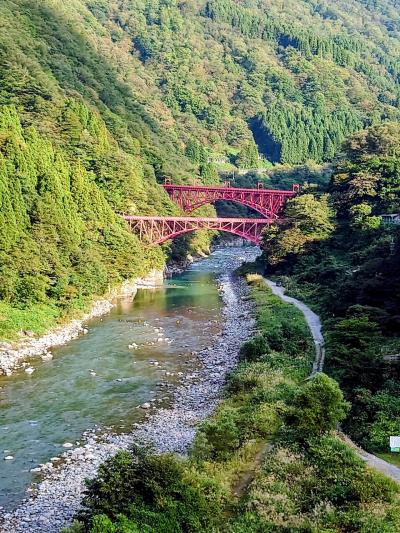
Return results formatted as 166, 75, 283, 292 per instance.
2, 270, 254, 532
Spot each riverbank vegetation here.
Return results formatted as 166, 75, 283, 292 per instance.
65, 276, 400, 532
3, 0, 400, 339
261, 122, 400, 461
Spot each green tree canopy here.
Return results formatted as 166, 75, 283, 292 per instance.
284, 373, 350, 438
262, 193, 336, 265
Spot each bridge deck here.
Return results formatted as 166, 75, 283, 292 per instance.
123, 215, 272, 223
163, 184, 295, 195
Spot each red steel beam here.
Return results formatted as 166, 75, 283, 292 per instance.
163, 183, 298, 218
124, 215, 274, 245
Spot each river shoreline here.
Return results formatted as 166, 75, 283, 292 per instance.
2, 255, 256, 532
0, 270, 164, 377
0, 241, 252, 376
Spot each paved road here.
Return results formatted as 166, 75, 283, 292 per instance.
264, 280, 325, 375
264, 278, 400, 484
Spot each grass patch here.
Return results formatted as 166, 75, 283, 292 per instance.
377, 453, 400, 468
0, 301, 59, 341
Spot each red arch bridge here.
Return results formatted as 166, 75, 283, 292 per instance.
163, 181, 298, 218
124, 216, 274, 245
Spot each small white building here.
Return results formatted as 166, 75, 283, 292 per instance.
382, 213, 400, 225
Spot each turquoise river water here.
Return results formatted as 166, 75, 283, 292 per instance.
0, 247, 253, 511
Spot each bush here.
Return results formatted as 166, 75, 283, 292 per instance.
191, 405, 242, 461
78, 447, 224, 532
229, 435, 400, 532
284, 373, 350, 438
239, 335, 268, 362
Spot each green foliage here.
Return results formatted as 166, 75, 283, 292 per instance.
202, 0, 400, 163
239, 335, 268, 363
262, 193, 336, 266
191, 405, 242, 461
332, 122, 400, 216
235, 140, 259, 169
349, 203, 382, 230
225, 283, 400, 533
78, 446, 225, 532
0, 301, 59, 340
0, 106, 166, 338
231, 435, 400, 532
259, 122, 400, 455
326, 316, 385, 391
185, 139, 208, 165
257, 106, 362, 164
284, 373, 350, 438
199, 163, 219, 185
2, 0, 399, 180
70, 279, 400, 533
345, 384, 400, 452
2, 0, 400, 336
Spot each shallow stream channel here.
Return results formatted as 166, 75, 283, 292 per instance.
0, 247, 258, 531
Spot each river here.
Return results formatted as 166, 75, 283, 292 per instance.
0, 247, 258, 517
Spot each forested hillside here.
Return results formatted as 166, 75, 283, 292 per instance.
2, 0, 400, 338
261, 122, 400, 460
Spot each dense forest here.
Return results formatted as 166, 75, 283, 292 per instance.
1, 1, 400, 531
261, 121, 400, 458
2, 0, 400, 338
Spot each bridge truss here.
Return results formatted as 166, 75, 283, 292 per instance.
163, 182, 298, 218
123, 215, 273, 245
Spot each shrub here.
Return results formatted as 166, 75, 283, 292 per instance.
239, 335, 268, 362
191, 405, 242, 461
284, 373, 349, 438
78, 447, 223, 532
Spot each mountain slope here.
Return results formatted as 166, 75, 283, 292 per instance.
82, 0, 400, 164
1, 0, 400, 338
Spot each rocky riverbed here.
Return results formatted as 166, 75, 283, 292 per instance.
1, 267, 255, 532
0, 271, 164, 377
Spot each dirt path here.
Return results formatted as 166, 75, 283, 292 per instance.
264, 278, 400, 485
232, 443, 271, 499
340, 433, 400, 483
264, 280, 325, 375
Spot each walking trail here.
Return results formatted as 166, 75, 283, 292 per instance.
265, 279, 400, 484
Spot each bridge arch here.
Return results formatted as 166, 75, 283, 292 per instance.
151, 225, 260, 245
183, 197, 275, 218
163, 184, 297, 219
124, 216, 272, 245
